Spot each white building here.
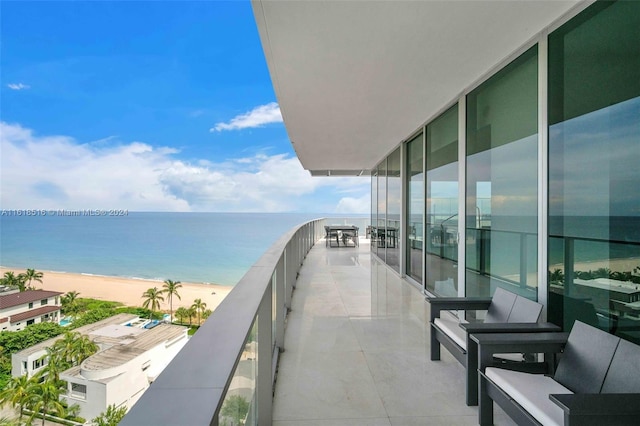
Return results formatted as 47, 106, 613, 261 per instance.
12, 313, 188, 420
0, 288, 62, 332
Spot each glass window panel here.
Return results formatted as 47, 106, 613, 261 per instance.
466, 46, 538, 299
371, 168, 378, 253
377, 160, 387, 261
548, 1, 640, 341
387, 148, 402, 271
219, 318, 257, 425
426, 104, 459, 297
406, 133, 424, 283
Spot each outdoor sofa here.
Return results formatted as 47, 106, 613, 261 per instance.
476, 320, 640, 426
427, 287, 560, 405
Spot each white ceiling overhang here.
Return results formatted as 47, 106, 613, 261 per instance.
253, 0, 584, 176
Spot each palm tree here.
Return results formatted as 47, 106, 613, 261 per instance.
191, 298, 207, 325
27, 379, 66, 426
22, 268, 43, 290
0, 374, 33, 422
1, 271, 26, 292
72, 334, 98, 365
162, 279, 182, 323
187, 306, 196, 326
38, 346, 68, 383
142, 287, 165, 320
61, 291, 80, 316
175, 307, 189, 325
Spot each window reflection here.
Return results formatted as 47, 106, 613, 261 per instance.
548, 0, 640, 342
406, 133, 424, 283
466, 46, 538, 300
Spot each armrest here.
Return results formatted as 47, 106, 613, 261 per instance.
426, 297, 492, 322
472, 332, 569, 371
550, 393, 640, 421
460, 322, 561, 334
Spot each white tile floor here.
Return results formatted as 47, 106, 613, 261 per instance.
273, 239, 517, 426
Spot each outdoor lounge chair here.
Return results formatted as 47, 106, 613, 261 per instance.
476, 320, 640, 426
427, 287, 559, 405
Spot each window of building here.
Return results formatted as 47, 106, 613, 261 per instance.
386, 147, 402, 272
376, 160, 388, 262
40, 299, 48, 306
466, 45, 538, 300
26, 319, 35, 326
548, 1, 640, 341
28, 302, 33, 309
406, 132, 424, 283
70, 382, 87, 399
426, 104, 459, 296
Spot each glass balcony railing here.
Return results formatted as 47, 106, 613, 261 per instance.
120, 218, 328, 426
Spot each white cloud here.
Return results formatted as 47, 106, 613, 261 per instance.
211, 102, 282, 132
335, 194, 371, 214
0, 122, 370, 213
7, 83, 30, 90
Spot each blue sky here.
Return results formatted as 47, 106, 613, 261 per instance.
1, 1, 370, 213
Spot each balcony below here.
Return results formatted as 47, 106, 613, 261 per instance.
273, 238, 516, 425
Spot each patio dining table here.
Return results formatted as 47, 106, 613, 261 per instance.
324, 225, 359, 247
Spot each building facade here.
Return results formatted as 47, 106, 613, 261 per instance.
0, 289, 62, 332
369, 1, 640, 341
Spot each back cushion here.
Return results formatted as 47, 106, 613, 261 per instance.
485, 287, 517, 323
554, 321, 620, 393
601, 339, 640, 393
507, 296, 542, 323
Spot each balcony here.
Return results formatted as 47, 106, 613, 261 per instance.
122, 219, 515, 425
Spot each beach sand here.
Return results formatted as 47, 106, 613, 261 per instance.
0, 267, 231, 313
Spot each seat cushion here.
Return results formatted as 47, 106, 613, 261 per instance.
434, 317, 467, 350
486, 367, 573, 426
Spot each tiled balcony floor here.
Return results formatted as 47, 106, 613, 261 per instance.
273, 238, 516, 426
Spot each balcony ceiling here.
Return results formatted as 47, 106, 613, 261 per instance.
252, 0, 583, 176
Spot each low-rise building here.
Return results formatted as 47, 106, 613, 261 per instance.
0, 288, 62, 332
12, 313, 189, 420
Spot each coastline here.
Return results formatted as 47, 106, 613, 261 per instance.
0, 267, 231, 312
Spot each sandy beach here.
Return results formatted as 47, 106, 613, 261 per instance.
0, 267, 231, 313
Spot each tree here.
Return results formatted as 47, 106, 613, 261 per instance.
92, 403, 128, 426
141, 287, 165, 320
175, 307, 189, 325
0, 374, 33, 422
21, 269, 43, 290
191, 298, 207, 325
162, 279, 182, 323
26, 379, 66, 426
61, 291, 81, 316
220, 395, 249, 426
187, 307, 196, 326
1, 271, 26, 292
202, 308, 213, 321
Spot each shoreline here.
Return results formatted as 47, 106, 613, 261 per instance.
0, 267, 232, 312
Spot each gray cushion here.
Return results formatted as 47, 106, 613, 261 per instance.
554, 321, 620, 393
486, 367, 572, 426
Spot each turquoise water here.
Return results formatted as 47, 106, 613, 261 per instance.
0, 212, 362, 286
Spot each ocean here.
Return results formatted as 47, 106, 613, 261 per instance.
0, 212, 366, 286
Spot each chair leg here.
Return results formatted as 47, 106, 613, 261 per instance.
430, 329, 441, 361
466, 342, 478, 406
479, 375, 494, 426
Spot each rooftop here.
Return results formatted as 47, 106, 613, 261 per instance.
0, 289, 63, 309
16, 313, 138, 357
8, 305, 60, 323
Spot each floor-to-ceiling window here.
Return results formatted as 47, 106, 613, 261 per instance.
426, 105, 459, 296
371, 168, 378, 254
548, 0, 640, 341
466, 46, 538, 299
406, 133, 424, 284
377, 160, 387, 262
387, 147, 402, 272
